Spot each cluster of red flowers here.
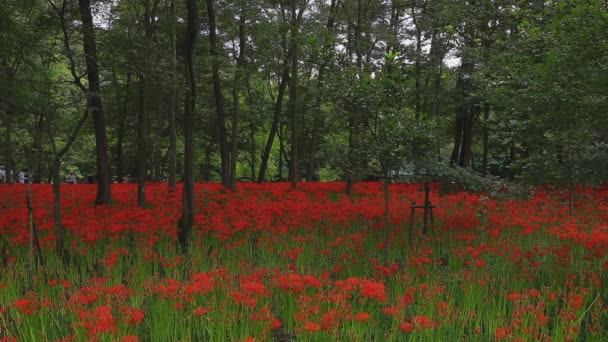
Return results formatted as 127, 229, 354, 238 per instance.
0, 181, 607, 340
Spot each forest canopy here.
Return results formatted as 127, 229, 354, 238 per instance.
1, 0, 607, 191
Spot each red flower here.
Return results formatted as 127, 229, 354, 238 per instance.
124, 307, 144, 325
494, 327, 510, 341
411, 315, 433, 329
304, 322, 321, 332
354, 312, 371, 322
361, 280, 386, 302
193, 306, 210, 316
399, 322, 413, 333
122, 335, 139, 342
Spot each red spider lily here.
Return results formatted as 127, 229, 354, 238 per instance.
354, 312, 371, 322
12, 298, 35, 315
122, 306, 145, 325
494, 327, 511, 341
78, 305, 118, 337
303, 322, 321, 332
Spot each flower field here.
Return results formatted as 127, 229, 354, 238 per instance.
0, 182, 607, 341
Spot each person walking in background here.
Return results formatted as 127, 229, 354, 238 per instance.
66, 171, 77, 184
0, 166, 5, 184
18, 169, 25, 184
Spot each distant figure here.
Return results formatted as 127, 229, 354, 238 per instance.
18, 169, 25, 184
23, 169, 29, 184
66, 171, 77, 184
0, 166, 5, 184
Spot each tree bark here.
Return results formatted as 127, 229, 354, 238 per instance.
288, 0, 300, 189
178, 0, 197, 253
307, 0, 340, 181
229, 7, 246, 192
78, 0, 111, 205
481, 102, 490, 175
136, 75, 147, 207
47, 107, 88, 262
167, 0, 178, 189
206, 0, 230, 189
3, 66, 14, 184
154, 94, 163, 182
257, 45, 291, 183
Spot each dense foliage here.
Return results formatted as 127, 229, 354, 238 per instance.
1, 0, 607, 188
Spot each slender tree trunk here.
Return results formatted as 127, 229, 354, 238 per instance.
115, 73, 130, 183
229, 9, 246, 192
136, 76, 147, 207
203, 140, 213, 182
32, 114, 45, 183
307, 0, 339, 182
78, 0, 111, 205
459, 107, 475, 168
154, 95, 163, 181
250, 124, 256, 180
450, 117, 464, 166
4, 65, 14, 184
278, 123, 285, 181
482, 102, 490, 175
178, 0, 197, 253
167, 0, 177, 189
412, 2, 422, 120
47, 107, 89, 263
288, 0, 300, 189
206, 0, 230, 189
569, 183, 575, 217
51, 160, 63, 255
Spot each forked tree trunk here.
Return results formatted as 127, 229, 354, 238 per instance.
47, 107, 88, 262
258, 31, 291, 183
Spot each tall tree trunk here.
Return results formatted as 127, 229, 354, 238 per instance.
78, 0, 111, 205
288, 0, 300, 189
167, 0, 177, 189
136, 76, 147, 207
450, 117, 464, 166
178, 0, 197, 253
482, 102, 490, 175
459, 106, 475, 168
412, 2, 422, 120
250, 124, 256, 180
307, 0, 340, 182
47, 107, 89, 262
451, 56, 476, 168
206, 0, 229, 189
2, 63, 14, 184
115, 73, 130, 183
278, 123, 285, 181
154, 94, 163, 181
229, 8, 246, 192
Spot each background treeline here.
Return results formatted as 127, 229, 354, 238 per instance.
2, 0, 608, 192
